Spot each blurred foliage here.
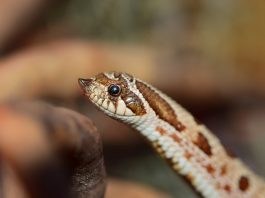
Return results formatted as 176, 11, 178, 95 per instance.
47, 0, 159, 40
46, 0, 204, 41
44, 0, 265, 82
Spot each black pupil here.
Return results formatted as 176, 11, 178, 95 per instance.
108, 85, 121, 96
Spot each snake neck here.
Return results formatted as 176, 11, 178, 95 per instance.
80, 72, 265, 198
123, 80, 265, 198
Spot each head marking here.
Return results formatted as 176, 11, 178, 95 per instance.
79, 72, 146, 116
135, 80, 186, 132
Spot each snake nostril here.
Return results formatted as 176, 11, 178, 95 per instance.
78, 78, 93, 90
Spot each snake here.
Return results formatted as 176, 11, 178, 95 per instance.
78, 71, 265, 198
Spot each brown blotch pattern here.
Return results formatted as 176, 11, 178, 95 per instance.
175, 122, 186, 131
239, 176, 249, 191
220, 164, 227, 176
224, 184, 231, 193
156, 126, 167, 135
193, 132, 212, 156
170, 134, 181, 143
156, 127, 182, 143
184, 151, 193, 160
136, 80, 186, 132
205, 164, 215, 176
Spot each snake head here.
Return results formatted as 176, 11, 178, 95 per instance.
78, 72, 146, 118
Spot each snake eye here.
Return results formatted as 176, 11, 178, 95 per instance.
108, 84, 121, 96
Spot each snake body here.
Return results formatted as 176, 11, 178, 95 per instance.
79, 71, 265, 198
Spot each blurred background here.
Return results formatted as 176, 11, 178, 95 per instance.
0, 0, 265, 197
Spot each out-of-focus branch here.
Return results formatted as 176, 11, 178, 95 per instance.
0, 101, 106, 198
0, 40, 155, 101
0, 39, 264, 105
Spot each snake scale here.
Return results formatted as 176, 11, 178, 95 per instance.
78, 71, 265, 198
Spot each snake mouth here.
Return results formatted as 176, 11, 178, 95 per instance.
78, 79, 105, 105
